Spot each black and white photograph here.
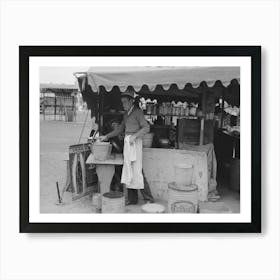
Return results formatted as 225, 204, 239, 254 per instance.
19, 46, 260, 233
40, 66, 241, 215
3, 1, 280, 279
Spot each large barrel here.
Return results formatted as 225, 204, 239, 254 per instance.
174, 164, 194, 186
168, 182, 198, 213
102, 191, 125, 213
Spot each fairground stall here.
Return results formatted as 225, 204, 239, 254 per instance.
71, 67, 240, 213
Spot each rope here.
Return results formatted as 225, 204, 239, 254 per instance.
78, 109, 89, 144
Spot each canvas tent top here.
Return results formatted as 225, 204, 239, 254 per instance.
75, 66, 240, 93
40, 83, 78, 90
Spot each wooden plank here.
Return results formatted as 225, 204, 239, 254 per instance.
72, 186, 95, 201
177, 119, 214, 145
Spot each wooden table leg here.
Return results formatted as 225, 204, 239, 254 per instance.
95, 164, 115, 195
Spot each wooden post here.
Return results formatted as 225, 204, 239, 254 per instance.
99, 88, 104, 132
54, 95, 57, 120
72, 95, 75, 121
220, 88, 225, 129
199, 118, 205, 145
199, 90, 207, 145
201, 90, 207, 116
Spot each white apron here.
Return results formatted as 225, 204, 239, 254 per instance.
121, 135, 144, 189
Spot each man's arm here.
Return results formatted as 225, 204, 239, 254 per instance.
105, 120, 125, 139
134, 110, 150, 139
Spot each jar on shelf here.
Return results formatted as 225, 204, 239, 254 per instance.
208, 112, 214, 120
159, 105, 163, 115
152, 103, 157, 115
164, 103, 168, 115
146, 102, 153, 114
197, 110, 203, 117
172, 105, 176, 116
160, 103, 164, 115
189, 107, 197, 116
180, 106, 185, 116
165, 116, 171, 125
175, 105, 180, 116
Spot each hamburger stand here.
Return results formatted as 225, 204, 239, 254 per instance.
69, 67, 240, 213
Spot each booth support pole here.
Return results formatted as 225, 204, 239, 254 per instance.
199, 90, 207, 145
199, 118, 205, 145
99, 88, 104, 133
220, 88, 225, 128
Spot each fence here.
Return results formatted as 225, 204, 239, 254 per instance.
40, 95, 76, 121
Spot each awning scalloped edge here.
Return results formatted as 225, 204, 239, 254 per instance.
86, 78, 240, 94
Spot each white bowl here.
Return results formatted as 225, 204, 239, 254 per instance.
141, 203, 165, 213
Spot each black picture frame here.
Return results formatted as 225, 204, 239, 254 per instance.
20, 46, 261, 233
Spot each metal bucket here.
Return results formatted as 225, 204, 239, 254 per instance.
91, 142, 112, 161
102, 191, 125, 213
168, 182, 198, 213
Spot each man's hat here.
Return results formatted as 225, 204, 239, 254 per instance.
121, 89, 136, 99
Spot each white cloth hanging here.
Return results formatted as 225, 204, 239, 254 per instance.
121, 135, 144, 189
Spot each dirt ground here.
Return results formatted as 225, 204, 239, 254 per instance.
40, 111, 154, 213
40, 111, 240, 213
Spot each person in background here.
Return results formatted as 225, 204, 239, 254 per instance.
98, 89, 153, 205
89, 116, 98, 138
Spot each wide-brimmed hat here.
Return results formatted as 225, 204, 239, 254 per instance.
121, 89, 136, 99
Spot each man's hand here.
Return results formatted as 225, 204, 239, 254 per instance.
129, 135, 137, 144
97, 135, 108, 142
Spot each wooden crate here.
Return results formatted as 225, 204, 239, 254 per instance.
177, 119, 214, 146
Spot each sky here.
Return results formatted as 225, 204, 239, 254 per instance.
40, 67, 89, 85
39, 66, 181, 85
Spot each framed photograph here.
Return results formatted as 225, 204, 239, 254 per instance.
20, 46, 261, 233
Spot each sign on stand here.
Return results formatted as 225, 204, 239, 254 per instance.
68, 143, 98, 200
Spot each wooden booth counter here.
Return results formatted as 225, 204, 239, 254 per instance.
142, 148, 208, 202
85, 148, 208, 202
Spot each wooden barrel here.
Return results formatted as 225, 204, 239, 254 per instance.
102, 191, 125, 213
174, 164, 193, 186
168, 182, 198, 213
